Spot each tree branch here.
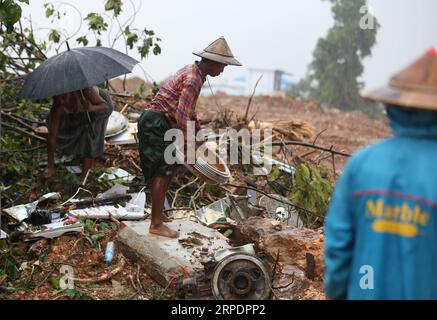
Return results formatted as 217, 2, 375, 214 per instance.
244, 75, 263, 123
1, 122, 46, 141
271, 141, 350, 157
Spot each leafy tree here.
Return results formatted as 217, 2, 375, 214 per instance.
293, 0, 379, 113
0, 0, 28, 32
43, 0, 161, 58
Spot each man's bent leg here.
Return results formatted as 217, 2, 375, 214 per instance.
149, 174, 179, 238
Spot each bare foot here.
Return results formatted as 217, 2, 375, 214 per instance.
149, 223, 179, 238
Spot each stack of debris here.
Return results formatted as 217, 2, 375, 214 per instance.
0, 89, 343, 301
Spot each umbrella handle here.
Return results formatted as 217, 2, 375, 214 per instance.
80, 90, 96, 139
86, 111, 96, 139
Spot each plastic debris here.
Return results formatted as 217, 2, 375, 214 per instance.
4, 192, 60, 223
21, 220, 84, 242
65, 166, 82, 174
105, 241, 115, 265
97, 184, 129, 199
0, 230, 8, 239
98, 168, 136, 183
69, 192, 147, 220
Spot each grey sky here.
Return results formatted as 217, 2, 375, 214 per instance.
21, 0, 437, 95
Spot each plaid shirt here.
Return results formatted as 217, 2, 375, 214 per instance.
146, 62, 206, 133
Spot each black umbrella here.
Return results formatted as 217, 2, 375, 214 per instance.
18, 45, 139, 100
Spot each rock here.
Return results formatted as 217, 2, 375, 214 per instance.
116, 220, 230, 287
234, 216, 325, 299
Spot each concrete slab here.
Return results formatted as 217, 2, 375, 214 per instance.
116, 220, 231, 287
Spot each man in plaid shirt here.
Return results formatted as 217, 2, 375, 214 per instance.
138, 37, 241, 238
146, 62, 204, 133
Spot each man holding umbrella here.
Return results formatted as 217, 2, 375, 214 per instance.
19, 45, 139, 181
137, 37, 242, 238
43, 86, 113, 180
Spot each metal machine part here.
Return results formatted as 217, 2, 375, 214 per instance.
175, 273, 213, 299
211, 253, 271, 300
175, 261, 216, 299
214, 243, 256, 262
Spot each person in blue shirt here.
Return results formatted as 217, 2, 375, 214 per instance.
324, 48, 437, 300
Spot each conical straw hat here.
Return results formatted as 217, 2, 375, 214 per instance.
193, 36, 242, 66
361, 47, 437, 110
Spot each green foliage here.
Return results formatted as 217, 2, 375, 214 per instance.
265, 165, 294, 197
85, 13, 108, 35
82, 2, 162, 60
125, 26, 138, 49
0, 0, 27, 32
0, 77, 50, 206
83, 219, 113, 249
138, 37, 153, 59
83, 219, 95, 234
290, 163, 332, 227
137, 82, 146, 95
76, 35, 88, 46
48, 29, 61, 43
136, 28, 161, 59
44, 3, 55, 18
292, 0, 380, 113
267, 166, 281, 182
0, 241, 23, 282
52, 285, 91, 300
86, 233, 105, 249
223, 229, 233, 238
105, 0, 122, 16
64, 288, 90, 300
204, 184, 225, 199
59, 172, 82, 186
153, 43, 161, 56
0, 131, 47, 207
50, 276, 61, 290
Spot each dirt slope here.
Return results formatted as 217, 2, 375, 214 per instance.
196, 94, 392, 170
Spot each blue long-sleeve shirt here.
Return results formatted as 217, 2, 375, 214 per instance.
324, 105, 437, 299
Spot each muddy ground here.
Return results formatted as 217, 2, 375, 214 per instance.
197, 94, 392, 170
